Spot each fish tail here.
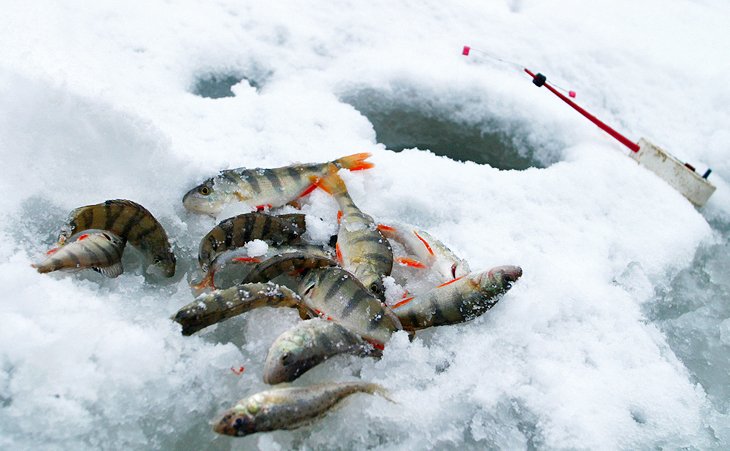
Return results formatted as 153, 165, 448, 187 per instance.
335, 152, 373, 171
361, 383, 395, 403
311, 166, 347, 196
191, 271, 216, 290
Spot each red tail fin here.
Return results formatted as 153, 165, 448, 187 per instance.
335, 152, 374, 171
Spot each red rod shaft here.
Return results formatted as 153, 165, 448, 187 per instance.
524, 68, 640, 153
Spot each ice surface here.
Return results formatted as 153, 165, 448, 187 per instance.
1, 0, 729, 449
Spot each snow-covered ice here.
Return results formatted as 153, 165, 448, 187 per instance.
0, 0, 729, 449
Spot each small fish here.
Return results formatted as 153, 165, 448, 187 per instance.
58, 199, 176, 277
213, 381, 390, 437
195, 213, 308, 289
314, 168, 392, 299
263, 318, 380, 385
183, 153, 374, 216
34, 230, 126, 277
195, 244, 334, 291
172, 282, 304, 335
391, 265, 522, 331
297, 267, 402, 347
238, 251, 338, 285
378, 223, 470, 281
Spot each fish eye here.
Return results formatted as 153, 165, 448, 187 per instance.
370, 283, 383, 295
198, 186, 211, 196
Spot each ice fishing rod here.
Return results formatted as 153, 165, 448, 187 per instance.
462, 45, 716, 207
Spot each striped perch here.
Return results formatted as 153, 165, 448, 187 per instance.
182, 153, 374, 216
263, 318, 381, 384
314, 168, 393, 300
297, 267, 402, 347
196, 244, 334, 291
172, 282, 304, 335
391, 265, 522, 332
58, 199, 176, 277
34, 230, 126, 277
194, 212, 308, 289
238, 251, 338, 285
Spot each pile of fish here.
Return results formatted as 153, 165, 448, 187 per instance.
35, 153, 522, 438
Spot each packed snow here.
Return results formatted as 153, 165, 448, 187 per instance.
1, 0, 729, 449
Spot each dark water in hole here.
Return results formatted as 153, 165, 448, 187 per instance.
644, 217, 730, 415
342, 89, 547, 170
193, 74, 257, 99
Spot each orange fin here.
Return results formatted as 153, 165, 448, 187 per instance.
335, 242, 343, 263
392, 296, 414, 309
191, 272, 216, 290
436, 276, 464, 288
335, 152, 374, 171
414, 231, 435, 256
337, 210, 343, 224
231, 257, 261, 263
45, 247, 59, 256
364, 338, 385, 351
396, 257, 426, 269
297, 183, 317, 199
255, 204, 272, 211
377, 224, 396, 233
77, 233, 90, 241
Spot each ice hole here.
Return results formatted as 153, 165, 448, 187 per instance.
192, 73, 260, 99
342, 88, 557, 170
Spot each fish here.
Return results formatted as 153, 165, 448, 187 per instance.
213, 381, 390, 436
263, 318, 380, 385
195, 244, 335, 291
297, 267, 402, 347
391, 265, 522, 331
238, 251, 338, 285
313, 167, 392, 300
182, 153, 374, 216
194, 212, 308, 289
172, 282, 305, 335
378, 222, 470, 281
57, 199, 176, 277
33, 230, 126, 277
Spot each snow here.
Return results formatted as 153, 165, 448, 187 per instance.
1, 0, 729, 449
244, 240, 269, 258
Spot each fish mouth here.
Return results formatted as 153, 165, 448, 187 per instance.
487, 265, 523, 285
212, 411, 256, 437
